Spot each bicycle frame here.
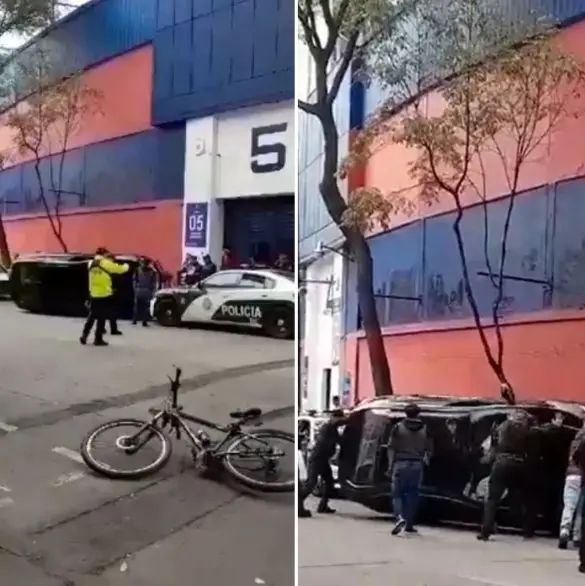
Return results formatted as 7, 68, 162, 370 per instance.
127, 406, 273, 459
124, 367, 276, 458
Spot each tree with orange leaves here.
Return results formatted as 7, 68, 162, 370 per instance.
348, 0, 585, 401
0, 0, 68, 268
4, 45, 102, 252
298, 0, 419, 397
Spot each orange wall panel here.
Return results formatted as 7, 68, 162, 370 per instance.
346, 314, 585, 403
363, 21, 585, 230
0, 45, 153, 166
4, 201, 182, 273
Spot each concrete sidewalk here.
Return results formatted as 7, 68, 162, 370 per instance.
299, 500, 585, 586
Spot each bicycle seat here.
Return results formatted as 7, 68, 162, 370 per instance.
230, 407, 262, 419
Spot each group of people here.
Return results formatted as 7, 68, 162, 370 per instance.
178, 253, 218, 286
299, 396, 585, 574
178, 249, 294, 286
80, 247, 158, 346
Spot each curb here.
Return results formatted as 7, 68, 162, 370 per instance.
7, 359, 294, 432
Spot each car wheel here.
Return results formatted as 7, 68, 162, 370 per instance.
154, 298, 181, 327
263, 307, 293, 339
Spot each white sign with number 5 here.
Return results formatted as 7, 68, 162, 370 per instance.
215, 100, 294, 199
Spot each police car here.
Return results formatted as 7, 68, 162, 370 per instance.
150, 268, 295, 339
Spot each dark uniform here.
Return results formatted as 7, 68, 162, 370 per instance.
299, 411, 345, 517
569, 428, 585, 572
478, 412, 562, 540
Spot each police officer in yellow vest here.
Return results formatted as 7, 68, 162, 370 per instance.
80, 247, 129, 346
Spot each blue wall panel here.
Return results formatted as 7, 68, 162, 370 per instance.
370, 223, 423, 325
0, 127, 185, 215
152, 0, 294, 124
343, 188, 555, 333
9, 0, 157, 79
552, 177, 585, 308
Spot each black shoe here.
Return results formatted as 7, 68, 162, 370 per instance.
298, 508, 312, 518
93, 340, 109, 346
317, 505, 336, 514
142, 322, 149, 327
392, 518, 406, 536
405, 527, 418, 534
132, 321, 137, 326
477, 533, 490, 541
579, 563, 585, 574
110, 330, 123, 336
79, 336, 87, 345
559, 536, 569, 550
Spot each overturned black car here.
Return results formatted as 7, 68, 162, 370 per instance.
10, 253, 170, 320
337, 396, 584, 535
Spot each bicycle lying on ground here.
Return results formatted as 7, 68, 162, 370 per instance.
80, 367, 294, 492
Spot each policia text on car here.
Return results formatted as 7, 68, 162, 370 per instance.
80, 248, 129, 347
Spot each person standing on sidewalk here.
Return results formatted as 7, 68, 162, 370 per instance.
298, 409, 346, 518
132, 258, 157, 326
559, 417, 585, 549
80, 248, 129, 346
568, 423, 585, 573
389, 403, 432, 536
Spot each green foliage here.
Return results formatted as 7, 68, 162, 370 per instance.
0, 0, 56, 37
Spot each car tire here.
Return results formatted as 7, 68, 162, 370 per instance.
154, 298, 181, 327
263, 307, 293, 339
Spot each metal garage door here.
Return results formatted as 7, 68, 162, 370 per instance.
223, 195, 294, 265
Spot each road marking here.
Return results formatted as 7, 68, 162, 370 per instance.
0, 422, 18, 433
52, 446, 84, 465
0, 497, 14, 508
50, 471, 85, 488
459, 575, 523, 586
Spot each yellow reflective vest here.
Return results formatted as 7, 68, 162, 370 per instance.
88, 255, 129, 299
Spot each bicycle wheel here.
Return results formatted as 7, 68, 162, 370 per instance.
80, 418, 172, 479
222, 429, 294, 492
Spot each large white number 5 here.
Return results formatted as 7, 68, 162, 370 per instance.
250, 123, 288, 174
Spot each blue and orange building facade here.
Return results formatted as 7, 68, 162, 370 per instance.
299, 0, 585, 407
1, 0, 294, 273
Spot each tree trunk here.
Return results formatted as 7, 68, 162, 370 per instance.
315, 101, 395, 398
0, 213, 10, 269
350, 233, 394, 396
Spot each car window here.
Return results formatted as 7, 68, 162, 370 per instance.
239, 273, 274, 289
202, 272, 242, 288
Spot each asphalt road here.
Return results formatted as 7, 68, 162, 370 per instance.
299, 500, 584, 586
0, 305, 295, 585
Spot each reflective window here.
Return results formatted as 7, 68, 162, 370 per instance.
202, 271, 242, 288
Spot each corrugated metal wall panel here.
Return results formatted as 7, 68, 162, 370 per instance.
10, 0, 157, 77
0, 127, 185, 214
84, 134, 157, 206
153, 125, 186, 200
5, 201, 183, 273
152, 0, 294, 124
363, 0, 585, 118
298, 72, 350, 262
223, 196, 295, 263
0, 46, 153, 165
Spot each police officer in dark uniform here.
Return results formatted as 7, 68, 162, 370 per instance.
298, 409, 346, 518
477, 408, 564, 541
